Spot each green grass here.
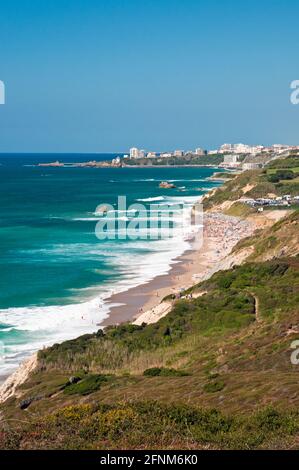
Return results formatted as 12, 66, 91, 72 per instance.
233, 210, 299, 261
203, 380, 226, 393
35, 258, 298, 377
63, 374, 111, 396
1, 401, 299, 450
267, 167, 299, 175
1, 257, 299, 449
143, 367, 190, 377
224, 202, 255, 217
281, 177, 299, 184
203, 170, 262, 209
267, 157, 299, 170
203, 156, 299, 211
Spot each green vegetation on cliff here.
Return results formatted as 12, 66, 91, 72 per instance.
1, 156, 299, 450
124, 154, 224, 167
1, 255, 299, 449
203, 156, 299, 210
233, 210, 299, 261
2, 401, 299, 450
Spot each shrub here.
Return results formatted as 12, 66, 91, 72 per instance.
267, 170, 295, 183
253, 406, 299, 434
217, 273, 235, 289
267, 157, 299, 169
80, 407, 138, 440
2, 401, 299, 449
143, 367, 189, 377
203, 380, 225, 393
63, 374, 109, 395
49, 404, 93, 426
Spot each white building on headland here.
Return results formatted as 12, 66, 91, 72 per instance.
129, 147, 145, 159
221, 154, 241, 168
174, 150, 184, 157
130, 147, 139, 159
219, 143, 234, 153
219, 143, 265, 155
111, 156, 121, 166
195, 147, 205, 155
272, 144, 291, 153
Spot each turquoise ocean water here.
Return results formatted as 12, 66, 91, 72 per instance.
0, 154, 223, 377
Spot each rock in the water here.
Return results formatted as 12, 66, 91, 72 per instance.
159, 181, 176, 189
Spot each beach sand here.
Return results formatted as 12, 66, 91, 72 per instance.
100, 212, 255, 327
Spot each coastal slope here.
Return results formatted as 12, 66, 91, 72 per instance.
1, 156, 299, 450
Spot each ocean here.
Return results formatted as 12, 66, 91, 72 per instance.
0, 154, 223, 378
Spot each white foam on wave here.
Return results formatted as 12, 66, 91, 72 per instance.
133, 178, 155, 182
0, 192, 203, 378
136, 196, 165, 202
164, 195, 200, 203
73, 216, 130, 222
166, 179, 210, 182
0, 233, 191, 377
94, 209, 137, 215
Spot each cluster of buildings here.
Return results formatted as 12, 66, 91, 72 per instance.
127, 143, 299, 163
217, 143, 299, 170
241, 195, 299, 210
220, 154, 268, 170
127, 147, 205, 160
209, 143, 297, 156
124, 143, 299, 171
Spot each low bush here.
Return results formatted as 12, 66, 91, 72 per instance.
3, 401, 299, 449
63, 374, 110, 395
143, 367, 189, 377
203, 381, 225, 393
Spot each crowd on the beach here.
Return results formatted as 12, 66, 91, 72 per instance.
203, 212, 254, 260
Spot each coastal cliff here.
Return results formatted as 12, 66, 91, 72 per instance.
1, 155, 299, 450
0, 354, 38, 404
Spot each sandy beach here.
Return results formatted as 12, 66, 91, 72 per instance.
100, 212, 255, 327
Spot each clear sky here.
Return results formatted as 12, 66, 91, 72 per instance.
0, 0, 299, 152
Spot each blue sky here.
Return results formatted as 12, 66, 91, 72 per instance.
0, 0, 299, 152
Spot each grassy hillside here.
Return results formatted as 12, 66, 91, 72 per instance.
233, 210, 299, 261
203, 156, 299, 211
124, 154, 224, 166
1, 158, 299, 450
1, 255, 299, 449
2, 400, 299, 450
202, 170, 262, 209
